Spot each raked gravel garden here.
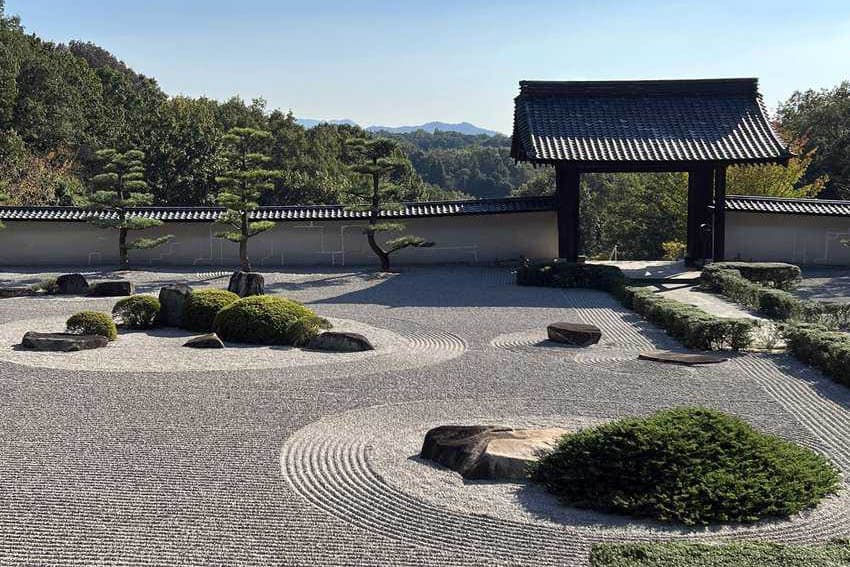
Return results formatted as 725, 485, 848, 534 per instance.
0, 265, 849, 566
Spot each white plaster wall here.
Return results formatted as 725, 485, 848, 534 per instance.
0, 212, 558, 267
726, 212, 850, 265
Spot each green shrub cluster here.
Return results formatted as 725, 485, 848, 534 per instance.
213, 295, 330, 346
182, 289, 240, 332
112, 295, 160, 329
590, 541, 850, 567
29, 277, 58, 295
702, 265, 850, 329
66, 311, 118, 340
784, 323, 850, 387
516, 260, 626, 295
710, 262, 801, 289
534, 407, 840, 526
624, 286, 754, 350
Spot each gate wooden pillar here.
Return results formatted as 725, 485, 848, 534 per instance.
555, 165, 581, 261
712, 165, 727, 261
686, 167, 715, 266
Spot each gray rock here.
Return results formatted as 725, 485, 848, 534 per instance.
159, 284, 192, 327
21, 331, 108, 352
547, 322, 602, 347
639, 350, 728, 366
227, 271, 264, 297
183, 333, 225, 349
56, 273, 89, 295
88, 281, 134, 297
0, 287, 36, 299
307, 331, 374, 352
420, 425, 569, 480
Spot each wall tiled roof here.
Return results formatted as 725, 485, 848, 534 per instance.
0, 196, 556, 223
512, 79, 791, 165
725, 195, 850, 217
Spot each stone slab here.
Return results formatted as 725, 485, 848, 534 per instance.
638, 350, 728, 366
21, 331, 108, 352
307, 331, 374, 352
547, 322, 602, 347
183, 333, 225, 349
88, 281, 134, 297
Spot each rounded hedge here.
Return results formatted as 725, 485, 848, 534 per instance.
533, 407, 840, 525
66, 311, 118, 341
182, 289, 240, 332
213, 295, 330, 346
112, 295, 160, 329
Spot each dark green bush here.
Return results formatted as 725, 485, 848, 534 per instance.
112, 295, 160, 329
624, 286, 754, 350
784, 323, 850, 387
213, 295, 330, 346
66, 311, 118, 340
182, 288, 239, 332
534, 407, 840, 525
711, 262, 801, 289
516, 260, 627, 296
590, 541, 850, 567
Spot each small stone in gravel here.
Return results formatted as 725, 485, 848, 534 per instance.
88, 281, 134, 297
159, 284, 192, 327
56, 273, 89, 295
547, 322, 601, 347
421, 425, 569, 480
307, 331, 374, 352
183, 333, 225, 349
21, 331, 108, 352
639, 350, 728, 365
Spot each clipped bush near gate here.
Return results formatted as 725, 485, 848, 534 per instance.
112, 295, 161, 329
623, 286, 754, 350
516, 260, 627, 296
710, 262, 801, 289
213, 295, 331, 346
533, 407, 840, 526
783, 323, 850, 387
66, 311, 118, 341
182, 288, 239, 332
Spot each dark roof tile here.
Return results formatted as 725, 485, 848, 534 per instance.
725, 195, 850, 216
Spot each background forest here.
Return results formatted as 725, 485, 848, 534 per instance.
1, 3, 848, 259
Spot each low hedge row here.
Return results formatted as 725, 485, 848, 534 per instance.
516, 260, 627, 296
710, 261, 801, 289
702, 265, 850, 329
783, 323, 850, 387
624, 286, 754, 350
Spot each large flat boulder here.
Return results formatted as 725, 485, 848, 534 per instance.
159, 284, 192, 327
56, 273, 89, 295
88, 281, 134, 297
421, 425, 569, 480
228, 271, 264, 297
547, 322, 602, 347
307, 331, 374, 352
21, 331, 108, 352
0, 287, 35, 299
639, 350, 728, 366
183, 333, 224, 349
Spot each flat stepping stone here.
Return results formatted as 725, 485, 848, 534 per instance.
639, 350, 728, 366
307, 331, 374, 352
421, 425, 569, 480
547, 322, 601, 347
21, 332, 108, 352
183, 333, 225, 349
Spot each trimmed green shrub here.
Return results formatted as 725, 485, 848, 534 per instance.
66, 311, 118, 340
516, 260, 627, 295
710, 262, 801, 289
784, 323, 850, 387
702, 265, 850, 329
112, 295, 160, 329
590, 541, 850, 567
534, 407, 840, 525
29, 277, 58, 295
182, 289, 239, 332
624, 286, 754, 350
213, 295, 331, 346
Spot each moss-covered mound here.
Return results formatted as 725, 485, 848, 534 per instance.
213, 295, 330, 346
182, 289, 239, 332
66, 311, 118, 341
112, 295, 160, 329
534, 407, 840, 525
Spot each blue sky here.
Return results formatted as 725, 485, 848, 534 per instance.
7, 0, 850, 133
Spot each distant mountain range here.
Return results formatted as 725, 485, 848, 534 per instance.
294, 118, 500, 136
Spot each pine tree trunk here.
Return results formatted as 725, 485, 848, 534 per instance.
119, 227, 129, 270
367, 228, 390, 272
240, 210, 251, 271
367, 171, 390, 272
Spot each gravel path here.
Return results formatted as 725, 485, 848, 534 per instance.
0, 266, 848, 566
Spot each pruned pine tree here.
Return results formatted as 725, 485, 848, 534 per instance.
214, 127, 281, 271
88, 149, 172, 269
346, 137, 433, 271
